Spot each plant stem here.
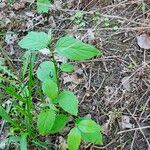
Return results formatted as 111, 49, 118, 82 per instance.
26, 54, 34, 136
51, 52, 59, 90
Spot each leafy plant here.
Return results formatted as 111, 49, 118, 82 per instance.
0, 30, 102, 149
70, 11, 86, 27
36, 0, 52, 13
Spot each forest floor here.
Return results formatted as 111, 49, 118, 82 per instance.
0, 0, 150, 149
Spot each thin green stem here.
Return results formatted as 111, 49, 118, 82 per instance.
51, 52, 59, 90
26, 54, 34, 136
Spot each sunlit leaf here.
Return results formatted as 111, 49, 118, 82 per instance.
19, 32, 50, 51
55, 36, 101, 60
36, 61, 57, 82
67, 127, 81, 150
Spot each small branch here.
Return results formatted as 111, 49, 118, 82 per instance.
117, 126, 150, 134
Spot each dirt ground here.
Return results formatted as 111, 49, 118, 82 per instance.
0, 0, 150, 149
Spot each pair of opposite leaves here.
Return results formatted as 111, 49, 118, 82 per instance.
18, 31, 101, 61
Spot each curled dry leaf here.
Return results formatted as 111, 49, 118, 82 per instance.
5, 31, 17, 55
52, 0, 62, 9
137, 34, 150, 49
55, 55, 67, 64
12, 0, 27, 10
120, 115, 134, 129
39, 48, 50, 55
5, 31, 17, 45
61, 73, 84, 85
87, 29, 95, 41
121, 76, 131, 91
57, 136, 68, 150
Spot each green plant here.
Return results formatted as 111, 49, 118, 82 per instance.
70, 11, 86, 27
93, 12, 101, 22
0, 30, 102, 149
36, 0, 52, 13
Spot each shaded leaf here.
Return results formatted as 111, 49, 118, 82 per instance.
77, 119, 101, 133
60, 63, 74, 73
0, 106, 14, 124
58, 91, 78, 116
42, 78, 58, 100
37, 109, 56, 135
50, 114, 68, 133
81, 131, 102, 144
55, 36, 101, 60
4, 86, 26, 103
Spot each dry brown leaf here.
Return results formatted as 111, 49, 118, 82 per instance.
61, 73, 84, 84
39, 48, 50, 55
137, 34, 150, 49
121, 76, 131, 91
120, 115, 134, 129
58, 136, 68, 150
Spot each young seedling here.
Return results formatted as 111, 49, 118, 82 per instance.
70, 11, 86, 27
0, 30, 103, 149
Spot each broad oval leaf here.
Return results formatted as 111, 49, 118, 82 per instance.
77, 119, 101, 133
55, 36, 101, 60
18, 32, 50, 51
37, 109, 56, 135
50, 114, 68, 134
42, 78, 58, 100
60, 63, 74, 73
37, 0, 52, 13
58, 91, 78, 116
81, 131, 103, 144
36, 61, 57, 82
67, 127, 81, 150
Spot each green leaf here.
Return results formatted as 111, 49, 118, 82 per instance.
42, 78, 58, 100
67, 127, 81, 150
37, 0, 52, 13
58, 91, 78, 116
20, 133, 28, 150
77, 119, 101, 133
4, 86, 26, 103
37, 109, 56, 135
21, 51, 31, 78
3, 136, 21, 144
55, 36, 101, 60
0, 106, 14, 124
36, 61, 57, 82
18, 32, 50, 51
81, 131, 103, 144
60, 63, 74, 73
50, 114, 68, 133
